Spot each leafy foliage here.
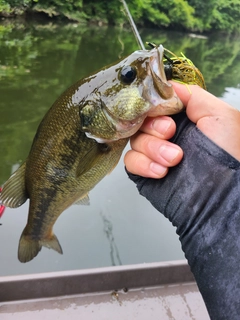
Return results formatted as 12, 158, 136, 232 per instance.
211, 0, 240, 33
33, 0, 87, 22
0, 0, 240, 32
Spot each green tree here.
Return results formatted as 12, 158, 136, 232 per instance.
211, 0, 240, 33
0, 0, 240, 33
128, 0, 196, 30
32, 0, 86, 22
188, 0, 218, 30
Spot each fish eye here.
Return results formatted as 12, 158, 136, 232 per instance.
119, 65, 137, 84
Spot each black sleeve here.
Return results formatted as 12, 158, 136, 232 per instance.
127, 112, 240, 320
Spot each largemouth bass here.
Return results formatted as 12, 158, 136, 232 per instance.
1, 45, 184, 263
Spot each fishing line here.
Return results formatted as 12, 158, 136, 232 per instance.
119, 0, 145, 50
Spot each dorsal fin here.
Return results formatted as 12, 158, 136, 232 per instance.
0, 162, 28, 208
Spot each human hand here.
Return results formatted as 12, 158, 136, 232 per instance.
125, 82, 240, 320
124, 82, 240, 177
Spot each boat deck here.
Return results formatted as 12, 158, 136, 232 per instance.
0, 261, 209, 319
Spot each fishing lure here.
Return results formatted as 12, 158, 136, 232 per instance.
147, 42, 206, 90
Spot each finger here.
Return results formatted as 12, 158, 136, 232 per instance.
171, 82, 235, 123
130, 132, 183, 168
139, 116, 177, 140
171, 82, 240, 161
124, 150, 169, 178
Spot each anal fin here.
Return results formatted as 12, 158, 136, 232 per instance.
75, 193, 90, 206
41, 234, 63, 254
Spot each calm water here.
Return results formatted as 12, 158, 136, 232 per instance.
0, 22, 240, 276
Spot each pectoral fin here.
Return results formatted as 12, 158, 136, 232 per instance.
1, 162, 28, 208
76, 143, 110, 177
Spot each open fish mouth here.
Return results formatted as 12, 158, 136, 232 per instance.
145, 44, 184, 117
150, 45, 166, 80
149, 44, 174, 100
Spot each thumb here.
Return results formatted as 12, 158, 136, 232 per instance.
171, 82, 240, 161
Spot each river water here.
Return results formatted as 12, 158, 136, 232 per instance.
0, 22, 240, 276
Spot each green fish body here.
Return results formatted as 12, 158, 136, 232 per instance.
1, 45, 183, 262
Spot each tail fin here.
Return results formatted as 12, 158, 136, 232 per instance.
18, 231, 63, 263
18, 233, 42, 263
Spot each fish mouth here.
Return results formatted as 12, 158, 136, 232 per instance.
145, 45, 184, 116
149, 45, 173, 99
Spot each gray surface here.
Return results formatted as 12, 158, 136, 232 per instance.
0, 261, 209, 319
0, 283, 209, 320
0, 261, 193, 302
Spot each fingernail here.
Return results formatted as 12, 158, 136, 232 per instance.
152, 118, 171, 135
159, 145, 180, 162
150, 162, 167, 176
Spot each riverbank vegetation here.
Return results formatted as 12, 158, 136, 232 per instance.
0, 0, 240, 33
